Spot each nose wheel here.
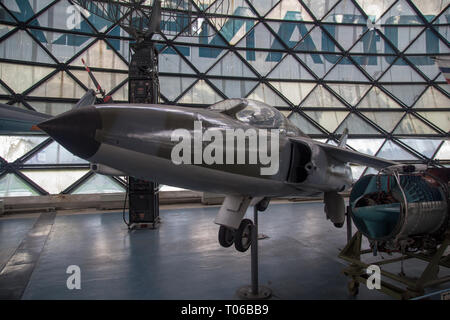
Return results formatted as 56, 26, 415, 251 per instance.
218, 219, 254, 252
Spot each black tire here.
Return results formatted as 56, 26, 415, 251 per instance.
235, 219, 253, 252
218, 226, 235, 248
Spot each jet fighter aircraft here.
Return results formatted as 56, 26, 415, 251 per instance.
29, 98, 398, 252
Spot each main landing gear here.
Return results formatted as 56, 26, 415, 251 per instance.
218, 197, 272, 299
219, 219, 253, 252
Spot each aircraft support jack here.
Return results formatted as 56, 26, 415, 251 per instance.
237, 200, 272, 300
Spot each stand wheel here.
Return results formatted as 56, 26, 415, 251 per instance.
348, 280, 359, 296
235, 219, 253, 252
218, 226, 235, 248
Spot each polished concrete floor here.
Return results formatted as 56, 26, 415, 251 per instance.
0, 202, 448, 300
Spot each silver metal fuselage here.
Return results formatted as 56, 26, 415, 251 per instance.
83, 104, 352, 197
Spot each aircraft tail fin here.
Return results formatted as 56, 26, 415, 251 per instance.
338, 128, 348, 148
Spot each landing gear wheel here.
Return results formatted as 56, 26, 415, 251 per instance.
235, 219, 253, 252
218, 226, 235, 248
348, 280, 360, 296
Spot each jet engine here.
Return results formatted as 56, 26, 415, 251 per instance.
349, 167, 449, 252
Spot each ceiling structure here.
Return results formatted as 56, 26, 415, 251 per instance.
0, 0, 449, 196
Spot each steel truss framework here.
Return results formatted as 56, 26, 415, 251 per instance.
0, 0, 449, 196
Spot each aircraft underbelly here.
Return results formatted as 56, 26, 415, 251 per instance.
90, 143, 298, 196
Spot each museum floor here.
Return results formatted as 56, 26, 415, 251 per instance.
0, 201, 448, 300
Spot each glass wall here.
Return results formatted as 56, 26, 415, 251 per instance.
0, 0, 449, 196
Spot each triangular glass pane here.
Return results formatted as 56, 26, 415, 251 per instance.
417, 111, 450, 132
30, 0, 95, 33
181, 45, 227, 73
236, 22, 284, 49
383, 26, 424, 51
0, 83, 9, 95
295, 53, 337, 78
70, 70, 128, 96
399, 138, 442, 158
266, 0, 313, 21
434, 141, 450, 160
355, 0, 396, 22
382, 84, 427, 106
2, 0, 53, 22
350, 29, 396, 54
406, 55, 441, 80
178, 80, 222, 104
0, 63, 55, 94
29, 30, 94, 63
215, 16, 256, 45
21, 169, 89, 194
207, 0, 256, 18
0, 7, 16, 23
351, 165, 367, 181
110, 81, 128, 101
379, 0, 424, 25
247, 83, 289, 107
70, 40, 128, 70
0, 136, 47, 162
25, 141, 88, 165
267, 21, 314, 48
29, 71, 86, 99
361, 111, 404, 132
74, 2, 114, 33
432, 5, 449, 24
376, 140, 419, 160
267, 54, 314, 80
352, 55, 393, 80
301, 0, 340, 20
300, 85, 346, 108
269, 81, 315, 106
208, 51, 257, 77
209, 79, 258, 99
106, 26, 131, 62
412, 86, 450, 108
335, 113, 380, 134
246, 0, 278, 17
393, 114, 439, 134
0, 173, 40, 197
0, 24, 15, 37
432, 24, 449, 44
288, 112, 323, 134
294, 26, 338, 52
158, 47, 196, 74
328, 83, 371, 106
160, 76, 197, 101
379, 58, 426, 82
237, 50, 286, 77
0, 30, 54, 63
358, 87, 403, 108
347, 138, 385, 155
411, 0, 449, 22
303, 111, 349, 132
438, 83, 450, 95
71, 174, 125, 194
323, 0, 367, 23
28, 101, 75, 116
323, 24, 367, 51
325, 57, 370, 82
405, 29, 449, 54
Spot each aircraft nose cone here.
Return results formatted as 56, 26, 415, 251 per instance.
37, 106, 102, 159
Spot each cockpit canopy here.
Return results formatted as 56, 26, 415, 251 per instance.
208, 99, 303, 136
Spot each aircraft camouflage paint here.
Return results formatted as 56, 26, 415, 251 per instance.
1, 98, 397, 252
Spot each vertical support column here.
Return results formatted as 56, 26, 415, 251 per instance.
251, 205, 259, 295
237, 204, 272, 299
